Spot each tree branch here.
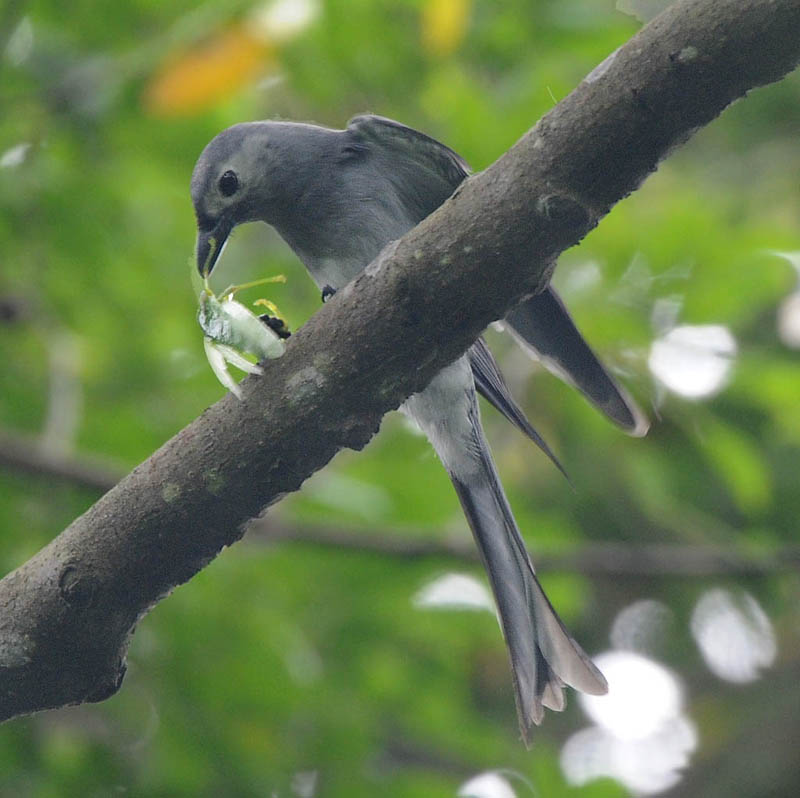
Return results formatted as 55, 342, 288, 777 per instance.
0, 431, 125, 493
4, 430, 796, 578
248, 520, 800, 578
0, 0, 797, 723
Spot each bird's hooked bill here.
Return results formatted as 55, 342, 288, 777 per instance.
195, 218, 232, 276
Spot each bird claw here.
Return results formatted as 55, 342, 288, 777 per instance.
321, 284, 337, 302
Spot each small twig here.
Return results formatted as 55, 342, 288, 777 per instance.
3, 428, 798, 578
247, 517, 800, 577
0, 430, 124, 493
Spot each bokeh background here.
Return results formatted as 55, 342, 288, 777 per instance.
1, 1, 799, 796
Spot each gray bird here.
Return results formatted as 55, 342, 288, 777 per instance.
191, 115, 647, 742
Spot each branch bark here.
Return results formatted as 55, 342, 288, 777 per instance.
1, 0, 798, 722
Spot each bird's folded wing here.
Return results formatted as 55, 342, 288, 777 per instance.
503, 287, 649, 436
344, 115, 469, 220
468, 338, 568, 480
346, 114, 470, 185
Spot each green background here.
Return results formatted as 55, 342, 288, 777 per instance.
1, 1, 799, 795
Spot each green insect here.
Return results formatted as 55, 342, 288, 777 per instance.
196, 272, 289, 399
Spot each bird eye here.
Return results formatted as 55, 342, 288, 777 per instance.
218, 170, 239, 197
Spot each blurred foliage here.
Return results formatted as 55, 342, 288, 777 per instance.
1, 0, 799, 796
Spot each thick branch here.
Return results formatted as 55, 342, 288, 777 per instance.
0, 0, 798, 722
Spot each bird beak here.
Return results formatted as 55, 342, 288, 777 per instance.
195, 218, 232, 277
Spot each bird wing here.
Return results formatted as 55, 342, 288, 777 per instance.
344, 114, 469, 220
468, 339, 568, 481
504, 288, 649, 436
346, 115, 648, 437
346, 114, 470, 185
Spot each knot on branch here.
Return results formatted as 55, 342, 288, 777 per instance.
59, 564, 97, 610
535, 193, 593, 231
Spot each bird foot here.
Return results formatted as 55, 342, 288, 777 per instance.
321, 284, 337, 302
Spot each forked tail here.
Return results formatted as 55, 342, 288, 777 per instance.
450, 396, 607, 743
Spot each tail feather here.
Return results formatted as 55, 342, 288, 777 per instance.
468, 337, 569, 481
401, 358, 606, 743
450, 397, 607, 743
504, 288, 649, 437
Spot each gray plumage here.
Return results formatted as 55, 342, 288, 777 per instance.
191, 114, 644, 742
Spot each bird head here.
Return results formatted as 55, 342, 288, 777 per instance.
191, 122, 275, 277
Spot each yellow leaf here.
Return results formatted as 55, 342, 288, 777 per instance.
143, 25, 273, 116
421, 0, 471, 56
